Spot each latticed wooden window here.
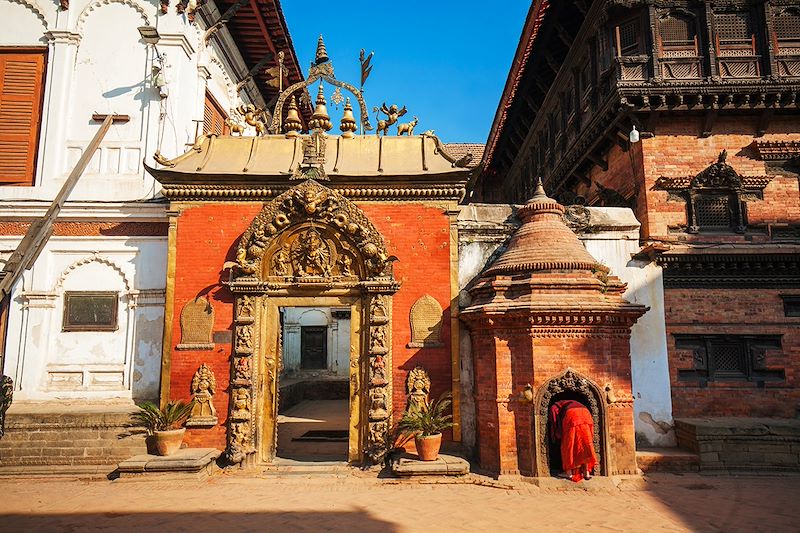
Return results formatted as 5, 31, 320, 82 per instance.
773, 8, 800, 52
715, 11, 756, 55
616, 18, 643, 56
675, 334, 784, 382
203, 91, 229, 136
660, 13, 698, 56
695, 194, 734, 229
0, 49, 46, 186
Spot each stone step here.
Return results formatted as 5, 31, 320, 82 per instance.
636, 447, 700, 473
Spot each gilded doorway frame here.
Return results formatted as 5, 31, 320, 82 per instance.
223, 179, 399, 466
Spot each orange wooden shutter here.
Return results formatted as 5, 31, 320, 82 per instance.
203, 91, 229, 136
0, 50, 46, 186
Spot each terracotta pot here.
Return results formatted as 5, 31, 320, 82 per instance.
414, 433, 442, 461
153, 428, 185, 456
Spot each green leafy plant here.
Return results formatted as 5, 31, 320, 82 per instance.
133, 400, 194, 435
397, 392, 454, 438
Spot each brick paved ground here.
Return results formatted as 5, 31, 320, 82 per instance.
0, 471, 796, 532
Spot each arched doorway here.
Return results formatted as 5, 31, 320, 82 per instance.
223, 179, 398, 466
533, 368, 609, 477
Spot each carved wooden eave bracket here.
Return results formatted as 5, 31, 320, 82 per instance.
750, 140, 800, 161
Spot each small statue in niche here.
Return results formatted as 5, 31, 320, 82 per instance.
405, 366, 431, 415
291, 229, 332, 277
187, 363, 217, 426
236, 325, 253, 352
271, 243, 292, 276
231, 421, 249, 445
232, 388, 250, 420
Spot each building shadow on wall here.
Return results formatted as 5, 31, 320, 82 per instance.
0, 510, 397, 532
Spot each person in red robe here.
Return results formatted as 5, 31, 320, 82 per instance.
549, 399, 598, 482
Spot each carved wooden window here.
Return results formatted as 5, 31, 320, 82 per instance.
203, 90, 229, 136
0, 49, 46, 186
615, 18, 644, 56
773, 8, 800, 53
659, 13, 699, 57
675, 334, 784, 382
63, 291, 118, 332
714, 11, 756, 56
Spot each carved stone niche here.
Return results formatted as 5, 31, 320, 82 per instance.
177, 296, 214, 350
407, 294, 444, 348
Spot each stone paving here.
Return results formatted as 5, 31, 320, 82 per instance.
0, 471, 796, 532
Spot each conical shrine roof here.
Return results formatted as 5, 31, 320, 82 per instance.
483, 180, 604, 277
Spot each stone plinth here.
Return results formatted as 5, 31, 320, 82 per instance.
391, 453, 470, 477
117, 448, 221, 479
676, 418, 800, 471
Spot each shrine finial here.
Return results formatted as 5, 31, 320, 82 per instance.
315, 35, 329, 64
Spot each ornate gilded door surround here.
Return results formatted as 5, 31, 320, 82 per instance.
225, 179, 398, 466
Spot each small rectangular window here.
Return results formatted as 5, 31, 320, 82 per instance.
203, 91, 229, 136
781, 296, 800, 317
63, 291, 119, 332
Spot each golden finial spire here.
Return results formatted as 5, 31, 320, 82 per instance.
315, 35, 329, 64
308, 83, 332, 131
339, 97, 357, 138
284, 96, 303, 137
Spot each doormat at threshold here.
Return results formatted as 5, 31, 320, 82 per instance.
293, 430, 349, 442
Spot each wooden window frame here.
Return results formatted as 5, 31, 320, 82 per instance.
0, 47, 47, 187
203, 90, 230, 136
675, 334, 784, 383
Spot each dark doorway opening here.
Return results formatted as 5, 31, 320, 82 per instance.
547, 391, 592, 476
300, 326, 327, 369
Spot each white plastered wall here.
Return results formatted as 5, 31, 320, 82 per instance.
2, 235, 166, 402
281, 308, 351, 378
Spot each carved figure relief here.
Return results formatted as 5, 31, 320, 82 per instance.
370, 296, 389, 324
236, 325, 253, 353
405, 366, 431, 415
177, 296, 214, 350
231, 388, 251, 420
271, 244, 292, 276
370, 355, 387, 386
233, 356, 252, 384
370, 326, 387, 352
291, 228, 332, 277
187, 363, 218, 427
408, 294, 443, 347
369, 388, 388, 421
237, 295, 254, 320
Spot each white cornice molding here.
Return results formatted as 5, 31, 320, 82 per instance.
157, 33, 195, 59
0, 201, 168, 220
45, 30, 81, 45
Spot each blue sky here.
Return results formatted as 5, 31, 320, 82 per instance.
281, 1, 531, 143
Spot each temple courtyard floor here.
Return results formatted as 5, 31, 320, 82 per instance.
0, 470, 796, 532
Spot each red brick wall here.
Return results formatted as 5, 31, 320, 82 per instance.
666, 288, 800, 418
574, 116, 800, 241
168, 201, 454, 450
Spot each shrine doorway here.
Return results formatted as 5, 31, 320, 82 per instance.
275, 306, 352, 462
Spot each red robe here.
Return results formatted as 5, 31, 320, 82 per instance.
549, 400, 598, 482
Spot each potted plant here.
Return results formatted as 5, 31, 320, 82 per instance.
397, 392, 453, 461
133, 400, 194, 456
